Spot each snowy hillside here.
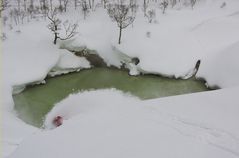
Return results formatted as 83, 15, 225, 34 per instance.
2, 0, 239, 157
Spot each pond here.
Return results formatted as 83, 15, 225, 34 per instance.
13, 67, 209, 127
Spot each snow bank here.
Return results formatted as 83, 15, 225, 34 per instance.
1, 18, 91, 158
9, 88, 239, 158
59, 9, 123, 67
59, 0, 239, 79
48, 49, 91, 76
2, 22, 59, 87
3, 21, 91, 89
54, 49, 90, 69
44, 89, 139, 129
197, 41, 239, 88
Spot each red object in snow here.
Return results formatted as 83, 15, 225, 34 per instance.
53, 116, 63, 127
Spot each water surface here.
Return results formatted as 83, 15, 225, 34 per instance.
13, 68, 209, 127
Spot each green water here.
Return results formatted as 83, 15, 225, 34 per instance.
13, 68, 209, 127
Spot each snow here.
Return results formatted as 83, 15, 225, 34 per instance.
55, 0, 239, 79
2, 0, 239, 157
126, 63, 140, 76
48, 49, 91, 76
54, 49, 90, 69
2, 21, 90, 88
1, 15, 91, 158
2, 111, 38, 158
9, 88, 239, 158
197, 41, 239, 88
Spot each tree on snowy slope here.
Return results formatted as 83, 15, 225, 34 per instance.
47, 9, 78, 44
107, 0, 136, 44
62, 0, 69, 12
143, 0, 148, 17
160, 0, 168, 14
40, 0, 49, 18
190, 0, 197, 9
102, 0, 108, 9
146, 9, 156, 23
81, 0, 89, 19
0, 0, 9, 17
170, 0, 177, 8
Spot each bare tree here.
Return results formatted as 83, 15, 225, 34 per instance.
190, 0, 196, 9
2, 16, 8, 25
146, 9, 156, 23
0, 0, 9, 17
28, 0, 35, 19
29, 0, 34, 10
23, 0, 27, 11
59, 0, 63, 12
88, 0, 95, 10
41, 0, 49, 18
129, 0, 137, 12
107, 0, 136, 44
102, 0, 107, 9
160, 0, 168, 14
63, 0, 69, 12
88, 0, 91, 9
50, 0, 53, 11
92, 0, 95, 10
81, 0, 89, 20
47, 9, 78, 44
20, 10, 26, 24
143, 0, 148, 17
74, 0, 78, 9
10, 8, 20, 25
170, 0, 177, 8
16, 0, 21, 12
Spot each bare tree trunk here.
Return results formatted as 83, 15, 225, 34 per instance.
54, 34, 58, 44
75, 0, 77, 9
39, 0, 42, 10
118, 26, 122, 44
17, 0, 21, 12
103, 0, 106, 9
59, 0, 63, 12
30, 0, 34, 8
92, 0, 94, 10
24, 0, 27, 11
143, 0, 147, 17
88, 0, 91, 9
50, 0, 53, 11
43, 0, 46, 11
54, 25, 58, 44
63, 0, 68, 12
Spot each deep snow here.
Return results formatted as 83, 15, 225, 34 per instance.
2, 0, 239, 157
9, 89, 239, 158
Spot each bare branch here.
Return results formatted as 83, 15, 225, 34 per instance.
47, 8, 78, 44
107, 0, 136, 44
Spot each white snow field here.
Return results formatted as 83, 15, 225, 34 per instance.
2, 0, 239, 157
9, 88, 239, 158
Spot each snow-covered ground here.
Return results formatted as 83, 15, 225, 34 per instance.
9, 89, 239, 158
2, 0, 239, 157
